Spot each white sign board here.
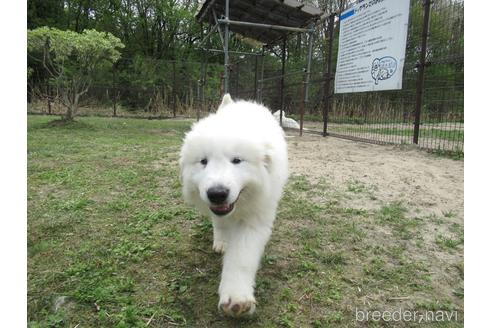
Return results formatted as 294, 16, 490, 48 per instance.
334, 0, 411, 94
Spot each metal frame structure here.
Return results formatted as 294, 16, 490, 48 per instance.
196, 0, 326, 132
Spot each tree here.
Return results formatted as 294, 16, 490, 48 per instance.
27, 27, 124, 120
27, 0, 65, 30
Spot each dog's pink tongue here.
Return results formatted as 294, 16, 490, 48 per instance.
212, 204, 230, 211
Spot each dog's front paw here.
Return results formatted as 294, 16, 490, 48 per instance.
213, 240, 227, 254
218, 293, 256, 317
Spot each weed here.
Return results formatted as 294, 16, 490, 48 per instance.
436, 235, 464, 250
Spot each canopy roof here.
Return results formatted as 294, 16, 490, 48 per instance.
196, 0, 324, 44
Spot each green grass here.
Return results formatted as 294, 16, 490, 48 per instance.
436, 235, 464, 251
28, 115, 463, 327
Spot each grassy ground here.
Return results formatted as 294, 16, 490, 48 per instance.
28, 115, 463, 327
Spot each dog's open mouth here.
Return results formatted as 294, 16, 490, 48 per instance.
209, 189, 243, 216
210, 203, 234, 216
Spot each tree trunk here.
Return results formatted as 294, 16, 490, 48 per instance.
64, 96, 79, 121
47, 84, 52, 114
65, 105, 74, 121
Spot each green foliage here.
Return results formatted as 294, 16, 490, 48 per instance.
28, 27, 124, 119
27, 0, 65, 30
28, 27, 124, 69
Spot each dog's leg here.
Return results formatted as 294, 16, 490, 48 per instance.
218, 223, 271, 317
212, 218, 227, 254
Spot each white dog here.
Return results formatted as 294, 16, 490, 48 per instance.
179, 94, 288, 317
273, 110, 300, 129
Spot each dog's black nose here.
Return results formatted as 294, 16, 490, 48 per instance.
207, 186, 229, 204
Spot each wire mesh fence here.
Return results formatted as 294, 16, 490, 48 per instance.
225, 0, 464, 154
28, 58, 225, 119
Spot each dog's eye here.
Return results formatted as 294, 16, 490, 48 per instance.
231, 157, 242, 164
200, 158, 208, 166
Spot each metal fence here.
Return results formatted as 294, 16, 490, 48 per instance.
28, 0, 463, 154
28, 58, 225, 120
227, 0, 463, 154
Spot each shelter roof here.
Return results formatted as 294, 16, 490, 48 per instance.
196, 0, 324, 44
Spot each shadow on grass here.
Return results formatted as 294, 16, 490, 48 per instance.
29, 118, 97, 132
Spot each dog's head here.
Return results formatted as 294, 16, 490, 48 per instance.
179, 95, 275, 217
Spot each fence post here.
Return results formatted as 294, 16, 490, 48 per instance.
300, 26, 315, 137
223, 0, 230, 94
413, 0, 432, 144
235, 61, 240, 97
323, 13, 336, 137
254, 55, 258, 101
172, 60, 177, 117
198, 57, 206, 120
279, 37, 286, 126
112, 66, 117, 117
258, 47, 265, 102
198, 24, 203, 121
203, 61, 208, 113
197, 79, 201, 120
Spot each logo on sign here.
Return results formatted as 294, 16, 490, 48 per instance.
371, 57, 397, 85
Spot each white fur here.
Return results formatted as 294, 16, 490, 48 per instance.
179, 94, 288, 316
273, 110, 301, 129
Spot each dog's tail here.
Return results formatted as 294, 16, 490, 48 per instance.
218, 93, 234, 111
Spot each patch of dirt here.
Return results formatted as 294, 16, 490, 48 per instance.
285, 132, 464, 312
286, 133, 463, 220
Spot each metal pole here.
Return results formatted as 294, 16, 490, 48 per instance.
196, 80, 201, 120
259, 47, 265, 102
323, 14, 336, 137
197, 48, 261, 56
212, 9, 225, 48
197, 24, 219, 49
235, 62, 240, 96
413, 0, 431, 144
300, 27, 314, 136
203, 61, 208, 113
223, 0, 230, 94
279, 37, 286, 126
112, 67, 117, 117
172, 60, 177, 117
254, 55, 258, 101
218, 19, 310, 33
198, 56, 205, 120
199, 22, 204, 119
204, 22, 212, 113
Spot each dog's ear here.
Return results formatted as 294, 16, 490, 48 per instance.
218, 93, 234, 110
